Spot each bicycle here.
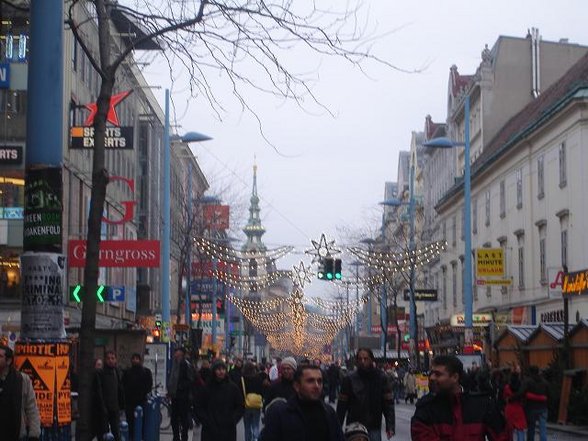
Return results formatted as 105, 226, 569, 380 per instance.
158, 394, 171, 431
151, 384, 171, 431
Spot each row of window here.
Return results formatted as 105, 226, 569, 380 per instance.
441, 142, 568, 244
437, 223, 568, 310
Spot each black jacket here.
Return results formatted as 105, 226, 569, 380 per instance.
411, 391, 508, 441
122, 365, 153, 407
194, 376, 244, 441
260, 395, 344, 441
336, 368, 395, 432
263, 378, 296, 412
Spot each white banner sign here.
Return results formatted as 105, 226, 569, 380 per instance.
20, 252, 66, 339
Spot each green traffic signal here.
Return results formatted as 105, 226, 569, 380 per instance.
69, 284, 107, 303
334, 258, 342, 279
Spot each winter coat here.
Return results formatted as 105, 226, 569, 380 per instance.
263, 378, 296, 412
122, 365, 153, 407
411, 391, 509, 441
404, 373, 417, 395
0, 368, 41, 440
336, 368, 395, 432
259, 395, 344, 441
503, 384, 526, 431
194, 376, 244, 441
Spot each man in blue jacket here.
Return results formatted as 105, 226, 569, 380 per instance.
260, 364, 344, 441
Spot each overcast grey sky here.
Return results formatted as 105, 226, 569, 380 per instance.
143, 1, 588, 294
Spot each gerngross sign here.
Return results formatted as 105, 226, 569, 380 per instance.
68, 240, 160, 267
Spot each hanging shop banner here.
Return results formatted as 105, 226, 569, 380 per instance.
68, 239, 160, 267
23, 167, 62, 251
203, 205, 230, 230
450, 313, 493, 327
561, 268, 588, 298
20, 252, 66, 340
475, 248, 504, 277
191, 278, 216, 296
14, 342, 71, 427
70, 126, 134, 150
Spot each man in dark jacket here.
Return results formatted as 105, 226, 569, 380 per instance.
122, 353, 153, 438
0, 344, 41, 441
520, 365, 549, 441
168, 347, 194, 441
194, 359, 244, 441
411, 355, 508, 441
260, 364, 344, 441
263, 356, 297, 412
94, 350, 125, 441
337, 348, 395, 440
327, 362, 341, 404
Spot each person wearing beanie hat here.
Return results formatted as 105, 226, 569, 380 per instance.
281, 357, 297, 371
194, 358, 244, 441
263, 357, 297, 412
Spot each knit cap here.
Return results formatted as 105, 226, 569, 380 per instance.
281, 357, 297, 370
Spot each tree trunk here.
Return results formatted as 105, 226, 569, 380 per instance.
76, 3, 114, 439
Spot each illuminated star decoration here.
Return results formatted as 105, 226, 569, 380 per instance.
305, 233, 341, 263
84, 90, 132, 126
291, 261, 312, 288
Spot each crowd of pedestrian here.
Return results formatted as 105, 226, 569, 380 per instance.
0, 342, 558, 441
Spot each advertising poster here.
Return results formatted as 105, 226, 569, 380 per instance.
14, 342, 71, 427
55, 344, 72, 424
23, 167, 62, 251
20, 252, 66, 340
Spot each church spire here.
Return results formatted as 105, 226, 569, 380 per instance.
242, 159, 266, 252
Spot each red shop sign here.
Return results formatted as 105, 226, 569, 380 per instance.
68, 240, 160, 267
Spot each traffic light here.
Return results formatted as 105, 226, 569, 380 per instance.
334, 258, 342, 280
152, 319, 162, 341
69, 284, 108, 303
324, 257, 334, 280
317, 260, 326, 280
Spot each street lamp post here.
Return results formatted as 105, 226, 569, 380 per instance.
162, 89, 211, 335
423, 94, 473, 348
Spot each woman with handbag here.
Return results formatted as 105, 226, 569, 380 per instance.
194, 359, 244, 441
242, 361, 264, 441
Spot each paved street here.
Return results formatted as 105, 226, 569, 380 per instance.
159, 402, 588, 441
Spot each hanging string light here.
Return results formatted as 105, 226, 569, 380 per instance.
214, 269, 290, 291
196, 237, 293, 264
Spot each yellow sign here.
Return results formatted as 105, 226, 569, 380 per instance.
14, 342, 72, 427
476, 248, 504, 277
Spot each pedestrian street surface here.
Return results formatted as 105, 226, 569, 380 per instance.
159, 402, 587, 441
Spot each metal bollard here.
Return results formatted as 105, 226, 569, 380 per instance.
120, 420, 129, 441
134, 405, 144, 441
144, 396, 159, 441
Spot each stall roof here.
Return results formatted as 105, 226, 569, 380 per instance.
529, 322, 566, 342
569, 319, 588, 338
502, 325, 537, 344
